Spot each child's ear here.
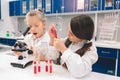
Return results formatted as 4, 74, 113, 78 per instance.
42, 22, 46, 28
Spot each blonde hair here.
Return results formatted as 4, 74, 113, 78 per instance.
26, 9, 46, 22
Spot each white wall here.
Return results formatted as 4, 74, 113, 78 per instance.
0, 0, 18, 37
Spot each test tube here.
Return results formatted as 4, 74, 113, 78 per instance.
49, 58, 53, 74
33, 61, 37, 74
45, 60, 48, 72
38, 61, 41, 73
52, 28, 58, 38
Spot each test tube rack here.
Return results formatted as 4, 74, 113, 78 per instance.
33, 59, 53, 75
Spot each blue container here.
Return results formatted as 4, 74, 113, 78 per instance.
53, 0, 62, 13
64, 0, 76, 12
43, 0, 53, 14
90, 0, 101, 11
102, 0, 115, 10
9, 1, 21, 16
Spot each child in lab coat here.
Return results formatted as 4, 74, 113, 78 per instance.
48, 15, 98, 78
14, 9, 50, 61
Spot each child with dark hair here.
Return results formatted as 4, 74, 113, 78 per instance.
48, 14, 98, 78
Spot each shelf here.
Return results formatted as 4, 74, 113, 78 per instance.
9, 9, 120, 18
45, 10, 120, 16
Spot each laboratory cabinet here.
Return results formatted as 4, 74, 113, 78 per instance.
9, 1, 21, 16
101, 0, 117, 10
53, 0, 62, 13
53, 0, 89, 13
51, 0, 76, 13
53, 0, 120, 13
9, 0, 120, 16
89, 0, 101, 11
9, 0, 61, 15
29, 0, 37, 11
36, 0, 42, 9
43, 0, 53, 14
117, 50, 120, 76
92, 47, 118, 75
64, 0, 76, 12
105, 0, 120, 10
21, 0, 30, 15
96, 47, 117, 59
0, 37, 17, 46
9, 0, 37, 16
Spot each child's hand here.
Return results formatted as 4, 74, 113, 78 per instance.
48, 24, 58, 46
53, 38, 67, 53
13, 51, 23, 57
48, 24, 57, 38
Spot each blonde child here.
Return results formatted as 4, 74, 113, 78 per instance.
14, 9, 50, 61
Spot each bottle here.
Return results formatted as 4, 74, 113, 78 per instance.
6, 31, 10, 37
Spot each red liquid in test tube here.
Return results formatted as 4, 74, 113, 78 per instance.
38, 61, 41, 73
34, 61, 37, 74
52, 29, 57, 38
45, 60, 48, 72
49, 59, 52, 73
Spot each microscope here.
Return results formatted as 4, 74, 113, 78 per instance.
11, 27, 34, 68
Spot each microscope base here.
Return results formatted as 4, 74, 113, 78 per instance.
11, 58, 33, 68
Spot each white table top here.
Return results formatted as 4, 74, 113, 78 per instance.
95, 41, 120, 49
0, 53, 120, 80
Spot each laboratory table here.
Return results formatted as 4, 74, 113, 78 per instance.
0, 51, 120, 80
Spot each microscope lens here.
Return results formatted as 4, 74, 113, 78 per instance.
28, 50, 33, 55
18, 56, 23, 60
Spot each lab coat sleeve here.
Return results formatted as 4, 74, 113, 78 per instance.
61, 44, 98, 78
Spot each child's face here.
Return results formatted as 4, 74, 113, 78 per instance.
26, 16, 46, 38
67, 23, 82, 43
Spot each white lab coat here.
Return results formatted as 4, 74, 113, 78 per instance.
23, 32, 59, 60
51, 39, 98, 78
50, 41, 98, 78
24, 32, 50, 56
24, 33, 98, 78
